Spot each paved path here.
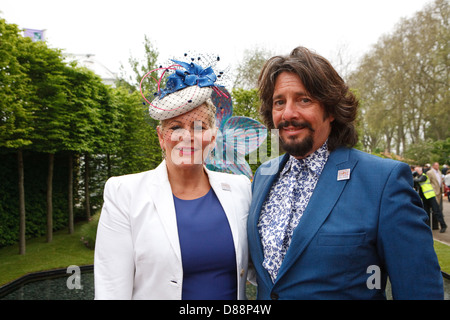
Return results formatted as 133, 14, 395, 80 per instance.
432, 196, 450, 246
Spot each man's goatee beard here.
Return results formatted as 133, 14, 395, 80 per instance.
277, 120, 315, 158
280, 135, 314, 158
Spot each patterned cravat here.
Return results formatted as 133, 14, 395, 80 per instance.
279, 158, 305, 251
258, 141, 329, 282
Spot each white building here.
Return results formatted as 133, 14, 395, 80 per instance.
64, 53, 117, 87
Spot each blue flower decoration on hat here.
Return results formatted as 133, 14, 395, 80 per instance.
141, 56, 227, 120
159, 60, 217, 99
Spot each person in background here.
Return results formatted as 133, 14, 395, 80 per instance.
413, 166, 447, 233
445, 169, 450, 202
428, 162, 444, 210
247, 46, 444, 300
442, 164, 448, 176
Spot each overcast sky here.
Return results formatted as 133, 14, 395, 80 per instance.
1, 0, 433, 77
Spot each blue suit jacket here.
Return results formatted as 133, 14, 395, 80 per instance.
248, 147, 444, 300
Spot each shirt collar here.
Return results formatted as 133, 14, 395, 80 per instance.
280, 140, 330, 177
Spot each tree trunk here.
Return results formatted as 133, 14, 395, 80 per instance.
385, 134, 392, 154
18, 150, 26, 255
68, 154, 74, 234
46, 153, 54, 243
85, 153, 91, 220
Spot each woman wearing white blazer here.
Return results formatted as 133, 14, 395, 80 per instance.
94, 58, 252, 300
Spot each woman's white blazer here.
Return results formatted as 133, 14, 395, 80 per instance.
94, 161, 252, 300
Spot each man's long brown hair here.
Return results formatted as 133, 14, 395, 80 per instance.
258, 46, 359, 151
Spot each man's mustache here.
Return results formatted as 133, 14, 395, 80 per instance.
277, 120, 315, 132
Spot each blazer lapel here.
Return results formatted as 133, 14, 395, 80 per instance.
250, 154, 290, 227
248, 154, 290, 287
150, 164, 243, 266
149, 161, 182, 264
275, 147, 358, 282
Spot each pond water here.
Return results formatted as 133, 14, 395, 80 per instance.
1, 270, 449, 300
1, 270, 95, 300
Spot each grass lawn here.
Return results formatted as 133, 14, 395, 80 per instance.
1, 221, 449, 288
434, 241, 450, 275
0, 221, 95, 286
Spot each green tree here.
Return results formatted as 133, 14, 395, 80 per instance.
432, 138, 450, 165
111, 89, 161, 175
62, 65, 99, 226
0, 18, 35, 254
231, 47, 277, 173
0, 19, 34, 150
114, 35, 162, 173
0, 20, 165, 250
233, 47, 273, 90
231, 88, 261, 121
64, 66, 109, 220
117, 34, 159, 93
349, 0, 449, 159
23, 40, 69, 242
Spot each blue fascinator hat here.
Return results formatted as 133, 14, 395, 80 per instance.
141, 57, 227, 120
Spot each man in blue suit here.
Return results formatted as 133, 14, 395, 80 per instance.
247, 46, 444, 300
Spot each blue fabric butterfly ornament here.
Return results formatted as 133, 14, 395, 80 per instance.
207, 88, 267, 179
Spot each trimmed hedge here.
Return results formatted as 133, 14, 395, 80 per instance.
0, 151, 83, 247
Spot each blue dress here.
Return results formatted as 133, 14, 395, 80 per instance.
173, 188, 237, 300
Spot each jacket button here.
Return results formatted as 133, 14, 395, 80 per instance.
270, 292, 279, 300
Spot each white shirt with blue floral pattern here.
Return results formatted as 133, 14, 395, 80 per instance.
258, 141, 329, 282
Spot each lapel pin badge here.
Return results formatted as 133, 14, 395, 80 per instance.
221, 182, 231, 191
337, 169, 351, 181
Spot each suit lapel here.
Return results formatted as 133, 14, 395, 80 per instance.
275, 147, 358, 282
250, 154, 290, 224
150, 161, 182, 263
248, 154, 290, 287
150, 164, 243, 266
